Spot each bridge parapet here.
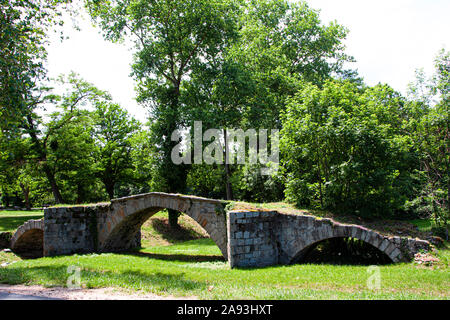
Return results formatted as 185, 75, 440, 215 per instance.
227, 210, 431, 268
41, 193, 228, 258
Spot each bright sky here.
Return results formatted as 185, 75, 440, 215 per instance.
46, 0, 450, 123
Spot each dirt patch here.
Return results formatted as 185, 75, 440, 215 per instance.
0, 284, 197, 300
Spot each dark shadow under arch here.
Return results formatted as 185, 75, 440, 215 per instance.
102, 207, 162, 252
12, 229, 44, 259
291, 237, 393, 265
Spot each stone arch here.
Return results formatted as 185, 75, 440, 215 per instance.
285, 224, 405, 264
10, 219, 44, 258
97, 193, 228, 258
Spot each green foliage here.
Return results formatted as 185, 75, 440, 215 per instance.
0, 0, 446, 227
281, 80, 418, 217
186, 164, 225, 199
0, 0, 67, 134
234, 163, 284, 203
93, 102, 141, 199
405, 49, 449, 230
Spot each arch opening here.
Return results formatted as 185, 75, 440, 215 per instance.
140, 210, 210, 247
292, 237, 393, 265
12, 229, 44, 259
102, 204, 227, 259
102, 207, 161, 252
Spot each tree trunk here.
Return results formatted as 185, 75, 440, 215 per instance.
20, 183, 31, 211
223, 128, 233, 200
43, 164, 64, 204
26, 115, 64, 204
105, 181, 114, 200
168, 209, 180, 229
164, 86, 188, 229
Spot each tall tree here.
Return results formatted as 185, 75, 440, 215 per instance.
0, 1, 86, 204
231, 0, 353, 130
86, 0, 240, 227
280, 80, 418, 217
183, 0, 352, 200
406, 49, 449, 231
93, 102, 140, 200
0, 0, 70, 133
19, 73, 110, 204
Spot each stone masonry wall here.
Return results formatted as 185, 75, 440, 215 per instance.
227, 210, 432, 268
43, 205, 107, 256
227, 211, 279, 268
35, 193, 431, 266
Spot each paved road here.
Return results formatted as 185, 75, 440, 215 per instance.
0, 292, 61, 300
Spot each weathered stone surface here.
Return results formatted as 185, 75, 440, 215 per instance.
41, 206, 100, 257
227, 211, 279, 268
11, 192, 431, 267
227, 209, 432, 267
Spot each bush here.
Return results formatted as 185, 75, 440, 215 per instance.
281, 80, 418, 218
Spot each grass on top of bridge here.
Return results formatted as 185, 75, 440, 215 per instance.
0, 208, 449, 300
231, 201, 446, 240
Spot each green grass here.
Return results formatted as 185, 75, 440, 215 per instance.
0, 207, 448, 299
409, 219, 438, 232
0, 239, 448, 299
0, 210, 44, 232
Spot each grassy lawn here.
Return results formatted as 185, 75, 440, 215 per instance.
0, 238, 448, 299
0, 207, 448, 300
0, 210, 44, 233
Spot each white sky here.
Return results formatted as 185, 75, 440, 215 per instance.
46, 0, 450, 123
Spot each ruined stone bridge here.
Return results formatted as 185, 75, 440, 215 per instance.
10, 192, 431, 267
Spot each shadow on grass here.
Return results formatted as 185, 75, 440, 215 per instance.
0, 215, 43, 232
0, 265, 205, 292
147, 218, 208, 243
124, 251, 225, 263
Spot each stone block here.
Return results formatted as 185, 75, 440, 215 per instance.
379, 239, 390, 252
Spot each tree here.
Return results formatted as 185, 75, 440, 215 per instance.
230, 0, 353, 130
125, 129, 154, 196
46, 108, 102, 204
0, 1, 96, 204
86, 0, 240, 227
19, 73, 111, 204
406, 49, 449, 232
183, 60, 255, 200
181, 0, 352, 201
281, 80, 418, 217
93, 102, 141, 200
0, 136, 34, 208
0, 0, 69, 134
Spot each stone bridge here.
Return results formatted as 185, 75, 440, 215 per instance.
9, 192, 431, 267
10, 219, 44, 259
